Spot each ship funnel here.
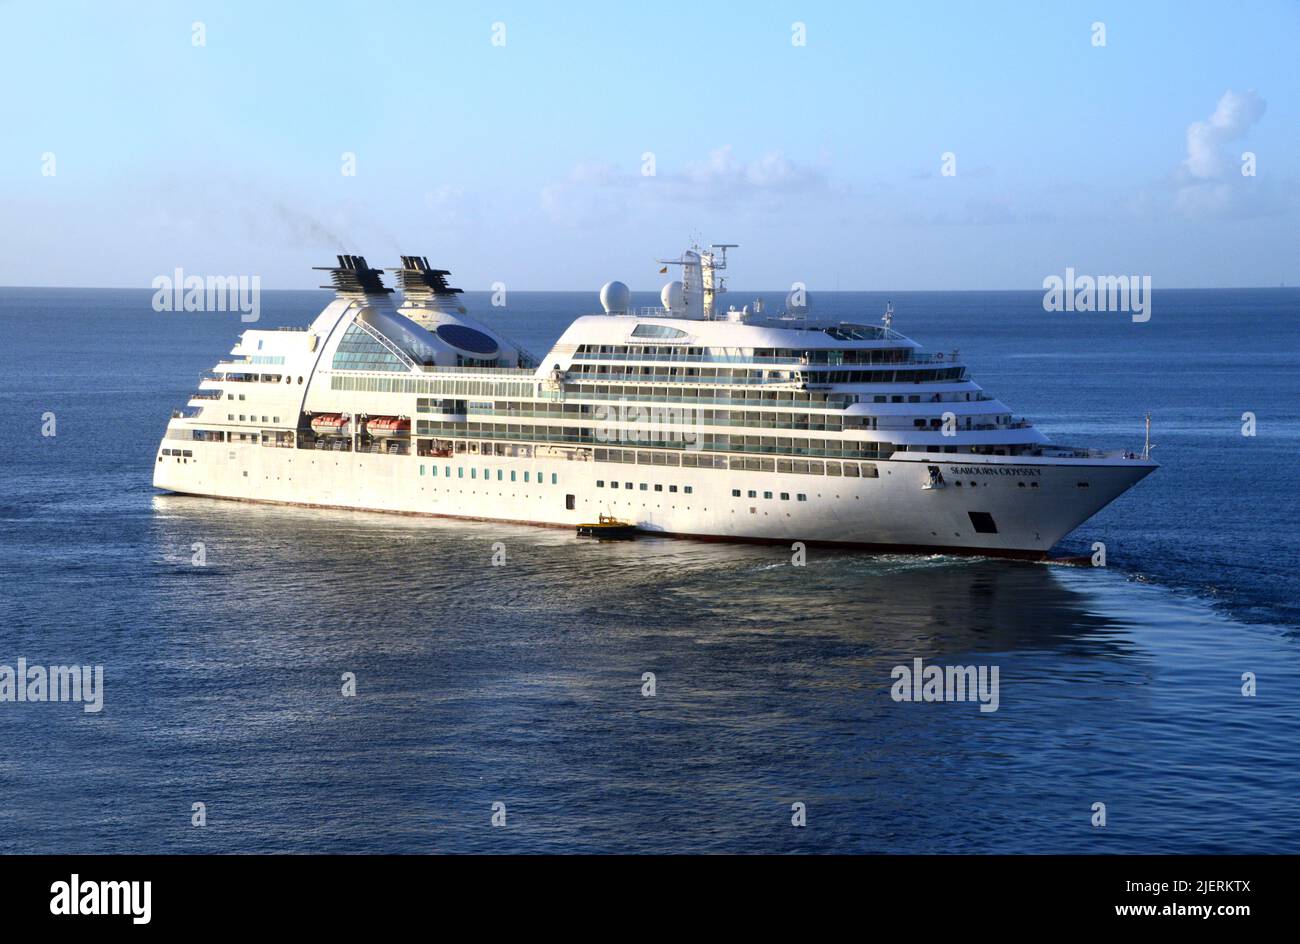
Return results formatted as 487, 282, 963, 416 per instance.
389, 256, 466, 311
313, 255, 393, 297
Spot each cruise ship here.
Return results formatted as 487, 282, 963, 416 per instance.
154, 246, 1156, 556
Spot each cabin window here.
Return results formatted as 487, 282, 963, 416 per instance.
732, 489, 741, 497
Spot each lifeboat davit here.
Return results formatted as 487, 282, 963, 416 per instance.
310, 413, 350, 435
367, 416, 411, 438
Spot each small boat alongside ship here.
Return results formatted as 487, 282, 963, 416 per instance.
576, 515, 639, 539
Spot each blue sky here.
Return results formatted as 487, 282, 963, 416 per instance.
1, 0, 1296, 290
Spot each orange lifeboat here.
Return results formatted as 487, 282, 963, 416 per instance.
366, 416, 411, 438
310, 413, 350, 435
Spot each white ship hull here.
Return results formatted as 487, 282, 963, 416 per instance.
154, 443, 1153, 556
154, 251, 1158, 557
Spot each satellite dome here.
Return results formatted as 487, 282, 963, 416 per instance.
600, 280, 631, 314
660, 280, 685, 312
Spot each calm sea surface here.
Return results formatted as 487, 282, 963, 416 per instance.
1, 286, 1298, 853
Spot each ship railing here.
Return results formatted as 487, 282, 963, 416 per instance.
908, 352, 960, 364
561, 391, 854, 409
967, 420, 1033, 431
418, 365, 538, 376
571, 352, 810, 366
573, 373, 806, 387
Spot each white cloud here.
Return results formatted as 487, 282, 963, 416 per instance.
681, 146, 826, 194
539, 146, 831, 226
1169, 89, 1279, 220
1184, 90, 1266, 179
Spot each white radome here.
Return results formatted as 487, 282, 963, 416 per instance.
600, 280, 631, 314
660, 280, 685, 313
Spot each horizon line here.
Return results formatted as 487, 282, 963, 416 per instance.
0, 283, 1294, 293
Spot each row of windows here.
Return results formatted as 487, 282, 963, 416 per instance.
415, 420, 896, 460
595, 481, 693, 494
330, 373, 534, 398
185, 429, 292, 444
575, 343, 920, 366
570, 364, 965, 385
217, 372, 288, 383
591, 448, 881, 478
419, 465, 559, 486
804, 368, 965, 384
565, 384, 855, 408
227, 414, 281, 422
732, 489, 808, 501
572, 364, 799, 384
461, 400, 850, 432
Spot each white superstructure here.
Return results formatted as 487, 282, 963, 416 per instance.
154, 247, 1156, 557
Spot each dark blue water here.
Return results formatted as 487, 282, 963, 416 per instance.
1, 287, 1298, 853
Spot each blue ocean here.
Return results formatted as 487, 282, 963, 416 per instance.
1, 286, 1297, 853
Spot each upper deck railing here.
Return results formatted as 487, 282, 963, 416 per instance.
569, 349, 959, 366
416, 365, 537, 377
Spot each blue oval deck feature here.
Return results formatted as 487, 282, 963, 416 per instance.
436, 323, 498, 355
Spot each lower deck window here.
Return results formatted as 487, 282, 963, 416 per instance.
968, 511, 998, 534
